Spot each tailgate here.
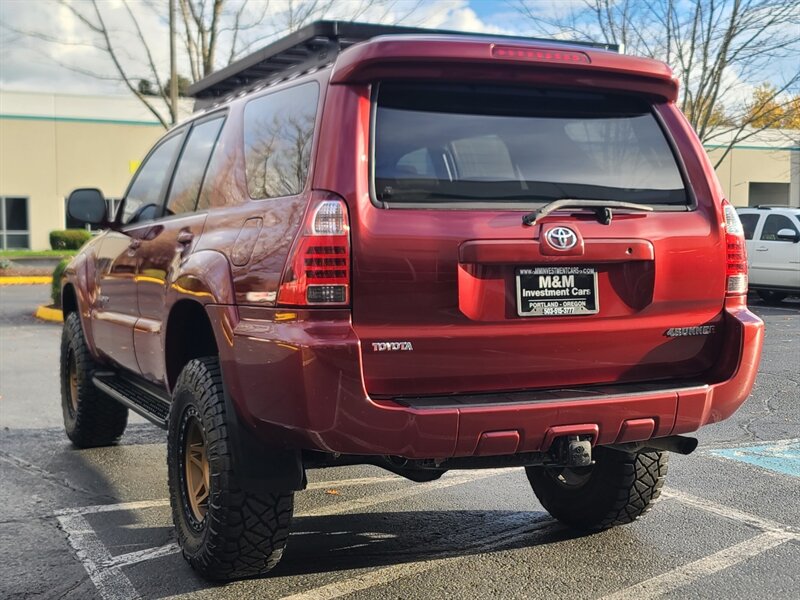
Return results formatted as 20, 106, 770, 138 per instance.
348, 82, 725, 397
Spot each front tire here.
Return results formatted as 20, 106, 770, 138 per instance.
526, 447, 668, 531
167, 357, 294, 581
60, 312, 128, 447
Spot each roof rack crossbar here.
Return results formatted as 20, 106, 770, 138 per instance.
188, 20, 618, 106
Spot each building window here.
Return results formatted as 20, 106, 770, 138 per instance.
748, 182, 790, 207
0, 197, 30, 249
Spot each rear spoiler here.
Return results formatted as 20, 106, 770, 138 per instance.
330, 36, 679, 102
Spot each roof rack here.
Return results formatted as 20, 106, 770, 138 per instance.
754, 205, 794, 209
188, 20, 618, 105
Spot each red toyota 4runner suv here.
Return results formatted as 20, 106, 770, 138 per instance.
61, 22, 764, 580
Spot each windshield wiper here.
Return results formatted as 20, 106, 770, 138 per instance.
522, 199, 654, 226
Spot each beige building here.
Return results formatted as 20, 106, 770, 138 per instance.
0, 90, 798, 250
708, 128, 800, 208
0, 90, 190, 250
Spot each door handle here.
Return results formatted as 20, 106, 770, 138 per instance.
755, 246, 768, 252
144, 224, 164, 241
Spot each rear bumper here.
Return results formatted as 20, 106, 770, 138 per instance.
214, 302, 763, 459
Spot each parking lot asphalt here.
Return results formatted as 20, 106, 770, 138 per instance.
1, 284, 798, 600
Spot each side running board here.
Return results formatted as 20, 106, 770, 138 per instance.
93, 371, 171, 428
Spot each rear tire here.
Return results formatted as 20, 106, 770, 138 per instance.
167, 356, 294, 581
60, 312, 128, 447
526, 446, 668, 531
757, 290, 787, 304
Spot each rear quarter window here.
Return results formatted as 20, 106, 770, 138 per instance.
243, 81, 319, 199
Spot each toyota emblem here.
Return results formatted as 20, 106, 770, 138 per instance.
546, 226, 578, 250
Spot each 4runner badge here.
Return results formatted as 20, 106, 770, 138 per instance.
372, 341, 414, 352
665, 325, 716, 337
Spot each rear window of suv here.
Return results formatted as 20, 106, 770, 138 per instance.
373, 83, 687, 207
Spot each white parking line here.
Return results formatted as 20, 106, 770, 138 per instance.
662, 489, 800, 537
55, 470, 505, 600
57, 474, 800, 600
56, 499, 170, 517
102, 543, 181, 569
305, 475, 399, 490
599, 531, 793, 600
56, 512, 140, 600
288, 487, 800, 600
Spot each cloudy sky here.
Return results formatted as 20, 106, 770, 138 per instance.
0, 0, 795, 120
0, 1, 524, 94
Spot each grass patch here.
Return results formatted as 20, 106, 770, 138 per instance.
0, 249, 77, 258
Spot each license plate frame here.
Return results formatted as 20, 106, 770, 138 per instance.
516, 266, 599, 317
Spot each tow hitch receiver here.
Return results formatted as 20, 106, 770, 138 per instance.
557, 436, 593, 467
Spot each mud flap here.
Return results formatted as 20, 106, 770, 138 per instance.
222, 382, 306, 492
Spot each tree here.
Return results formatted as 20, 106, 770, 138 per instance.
744, 84, 800, 129
784, 97, 800, 130
6, 0, 421, 127
138, 79, 158, 97
161, 74, 193, 99
513, 0, 800, 166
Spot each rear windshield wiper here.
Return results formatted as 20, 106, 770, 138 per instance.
522, 199, 654, 226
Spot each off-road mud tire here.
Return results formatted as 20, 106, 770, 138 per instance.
526, 447, 668, 531
167, 356, 294, 581
60, 312, 128, 447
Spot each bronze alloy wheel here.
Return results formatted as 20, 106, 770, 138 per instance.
184, 416, 210, 522
67, 351, 79, 414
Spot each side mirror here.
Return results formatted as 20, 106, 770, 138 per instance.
776, 228, 799, 243
67, 188, 107, 226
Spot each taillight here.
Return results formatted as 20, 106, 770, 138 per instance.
277, 193, 350, 306
722, 200, 747, 295
491, 45, 590, 64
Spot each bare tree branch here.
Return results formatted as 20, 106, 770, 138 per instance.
513, 0, 800, 160
8, 0, 461, 126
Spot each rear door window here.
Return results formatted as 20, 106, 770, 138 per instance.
373, 83, 687, 206
164, 116, 225, 217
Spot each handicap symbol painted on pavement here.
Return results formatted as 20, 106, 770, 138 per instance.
711, 439, 800, 477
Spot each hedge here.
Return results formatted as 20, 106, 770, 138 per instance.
51, 258, 71, 307
50, 229, 92, 250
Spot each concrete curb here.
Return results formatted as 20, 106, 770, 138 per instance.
35, 305, 63, 323
0, 276, 52, 285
